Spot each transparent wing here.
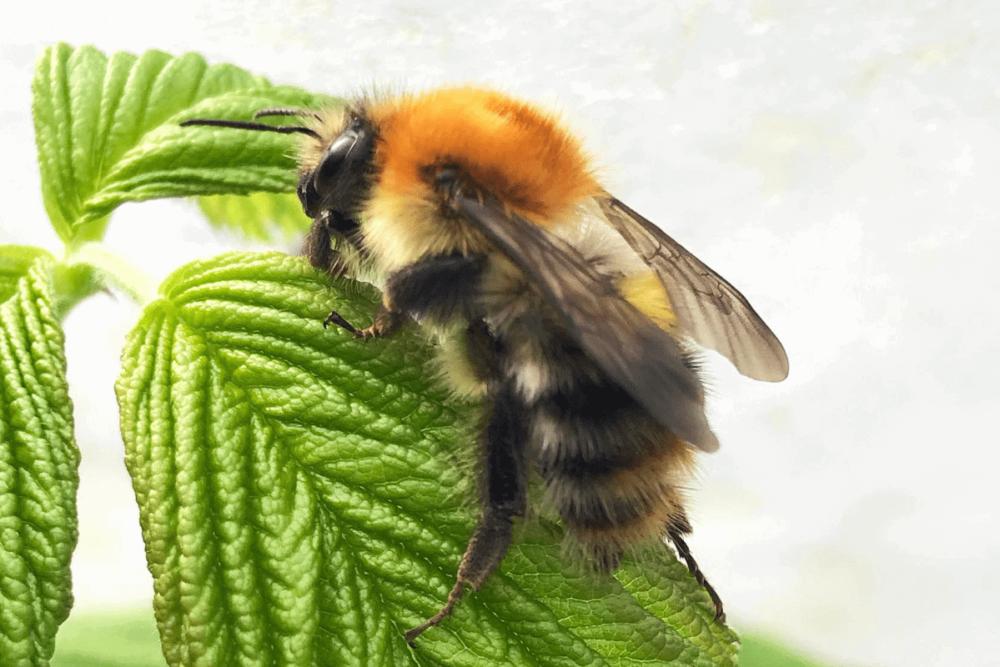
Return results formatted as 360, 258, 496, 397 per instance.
451, 190, 719, 452
598, 196, 789, 382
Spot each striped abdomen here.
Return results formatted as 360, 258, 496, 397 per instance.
493, 311, 697, 569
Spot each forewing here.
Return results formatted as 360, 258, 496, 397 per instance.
452, 193, 719, 452
598, 196, 789, 382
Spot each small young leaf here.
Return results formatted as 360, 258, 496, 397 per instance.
117, 251, 738, 666
32, 44, 334, 242
196, 192, 312, 242
0, 247, 80, 665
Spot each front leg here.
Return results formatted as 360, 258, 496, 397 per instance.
323, 251, 486, 338
323, 301, 403, 339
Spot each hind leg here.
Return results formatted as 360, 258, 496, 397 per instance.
405, 382, 528, 644
667, 516, 725, 621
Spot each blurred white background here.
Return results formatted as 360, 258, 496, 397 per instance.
2, 2, 998, 665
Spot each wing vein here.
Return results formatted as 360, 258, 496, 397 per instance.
597, 196, 788, 382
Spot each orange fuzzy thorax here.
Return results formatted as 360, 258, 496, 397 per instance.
367, 87, 601, 223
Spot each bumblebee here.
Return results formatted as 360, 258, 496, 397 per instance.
182, 87, 788, 643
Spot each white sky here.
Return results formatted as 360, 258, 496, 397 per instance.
2, 2, 999, 665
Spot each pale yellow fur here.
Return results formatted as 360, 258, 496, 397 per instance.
297, 105, 351, 173
431, 328, 488, 399
361, 185, 491, 273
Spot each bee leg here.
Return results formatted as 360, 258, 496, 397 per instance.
383, 252, 486, 325
323, 303, 403, 340
465, 318, 503, 381
406, 382, 527, 645
404, 507, 515, 645
667, 523, 726, 622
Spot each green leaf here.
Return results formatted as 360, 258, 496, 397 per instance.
52, 611, 165, 667
52, 609, 830, 667
0, 246, 51, 303
0, 247, 80, 665
117, 251, 739, 666
196, 192, 312, 242
32, 44, 334, 243
739, 634, 826, 667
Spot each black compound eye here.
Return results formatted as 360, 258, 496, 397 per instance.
316, 146, 346, 186
312, 127, 363, 194
297, 121, 373, 219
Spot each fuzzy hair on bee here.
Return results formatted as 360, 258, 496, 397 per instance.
181, 86, 788, 643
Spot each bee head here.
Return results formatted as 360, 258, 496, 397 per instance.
296, 111, 375, 225
179, 107, 376, 232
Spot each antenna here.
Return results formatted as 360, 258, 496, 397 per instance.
180, 118, 320, 140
